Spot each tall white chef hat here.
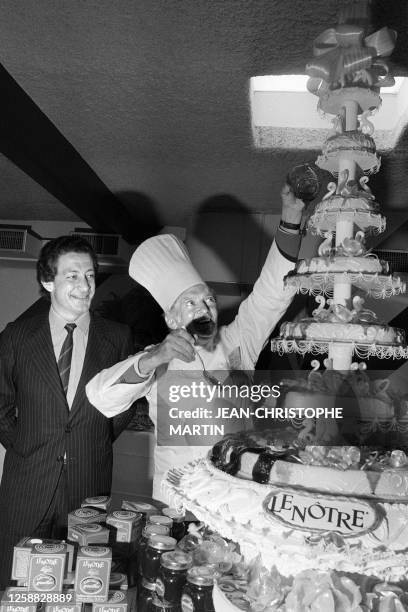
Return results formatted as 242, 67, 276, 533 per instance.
129, 234, 205, 311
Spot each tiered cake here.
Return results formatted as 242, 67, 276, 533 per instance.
163, 6, 408, 610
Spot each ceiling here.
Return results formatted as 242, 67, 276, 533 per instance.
1, 0, 408, 245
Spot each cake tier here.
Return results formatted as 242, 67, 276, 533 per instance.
296, 255, 385, 275
317, 88, 381, 116
307, 195, 385, 235
163, 459, 408, 582
280, 319, 405, 346
285, 254, 406, 299
271, 337, 408, 360
237, 453, 406, 499
316, 131, 381, 175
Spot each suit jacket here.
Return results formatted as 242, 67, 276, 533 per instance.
0, 309, 135, 536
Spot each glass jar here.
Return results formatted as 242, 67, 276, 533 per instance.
156, 550, 192, 604
181, 565, 217, 612
138, 524, 171, 578
142, 535, 177, 582
286, 163, 320, 202
148, 515, 174, 531
138, 577, 157, 612
162, 508, 187, 541
148, 593, 181, 612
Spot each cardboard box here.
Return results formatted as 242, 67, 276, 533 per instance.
108, 573, 128, 591
74, 546, 112, 603
12, 538, 74, 581
12, 538, 42, 581
121, 500, 158, 517
81, 497, 112, 512
44, 589, 82, 612
68, 508, 106, 527
92, 591, 128, 612
28, 543, 67, 593
68, 524, 110, 546
105, 511, 141, 543
0, 588, 36, 612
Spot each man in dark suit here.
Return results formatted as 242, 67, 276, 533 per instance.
0, 235, 135, 588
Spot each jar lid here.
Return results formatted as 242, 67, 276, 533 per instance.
186, 565, 217, 586
142, 524, 170, 538
148, 515, 173, 527
148, 535, 177, 551
162, 507, 186, 522
141, 578, 157, 591
160, 550, 192, 571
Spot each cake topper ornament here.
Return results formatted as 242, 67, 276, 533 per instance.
305, 0, 397, 96
271, 1, 408, 368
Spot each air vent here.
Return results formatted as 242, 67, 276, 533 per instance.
0, 228, 27, 251
373, 249, 408, 274
0, 225, 43, 260
71, 232, 119, 256
71, 230, 132, 267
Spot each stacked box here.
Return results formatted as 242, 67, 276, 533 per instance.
105, 511, 141, 543
74, 546, 112, 603
68, 508, 107, 529
12, 538, 43, 582
0, 588, 37, 612
121, 501, 158, 517
44, 589, 82, 612
68, 524, 110, 546
108, 573, 128, 591
28, 543, 68, 593
92, 590, 128, 612
81, 497, 111, 512
12, 538, 74, 582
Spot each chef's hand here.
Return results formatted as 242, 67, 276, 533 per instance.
138, 329, 195, 376
280, 183, 305, 226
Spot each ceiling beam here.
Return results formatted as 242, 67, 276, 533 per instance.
0, 63, 145, 244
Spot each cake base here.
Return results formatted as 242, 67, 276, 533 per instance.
163, 458, 408, 583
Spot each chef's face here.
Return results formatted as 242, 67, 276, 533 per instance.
167, 283, 218, 341
41, 251, 96, 321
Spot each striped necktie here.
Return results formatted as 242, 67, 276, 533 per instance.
58, 323, 76, 394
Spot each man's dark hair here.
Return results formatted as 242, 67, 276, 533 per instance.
37, 235, 98, 293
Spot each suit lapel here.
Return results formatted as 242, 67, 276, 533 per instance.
25, 310, 68, 410
70, 314, 115, 416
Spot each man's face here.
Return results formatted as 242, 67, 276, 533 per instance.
42, 251, 96, 321
171, 283, 218, 340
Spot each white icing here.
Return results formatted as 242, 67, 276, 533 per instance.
283, 321, 398, 344
296, 256, 384, 275
162, 459, 408, 583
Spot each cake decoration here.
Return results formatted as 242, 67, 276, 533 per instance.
162, 4, 408, 610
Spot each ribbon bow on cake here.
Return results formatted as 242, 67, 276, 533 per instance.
306, 24, 397, 94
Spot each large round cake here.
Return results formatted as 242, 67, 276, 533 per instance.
163, 432, 408, 582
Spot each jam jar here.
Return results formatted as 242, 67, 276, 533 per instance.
148, 593, 181, 612
142, 535, 177, 582
181, 565, 217, 612
138, 524, 171, 576
162, 508, 187, 541
148, 515, 174, 531
156, 550, 192, 604
138, 577, 157, 612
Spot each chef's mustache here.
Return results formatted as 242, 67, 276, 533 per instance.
186, 316, 216, 338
